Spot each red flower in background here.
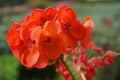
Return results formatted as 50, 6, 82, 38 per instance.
103, 51, 115, 65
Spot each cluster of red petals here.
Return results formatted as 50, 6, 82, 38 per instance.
56, 62, 72, 80
7, 7, 65, 69
6, 5, 93, 69
56, 41, 116, 80
71, 42, 116, 80
6, 5, 117, 80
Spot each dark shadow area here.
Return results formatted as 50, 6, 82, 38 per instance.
18, 65, 57, 80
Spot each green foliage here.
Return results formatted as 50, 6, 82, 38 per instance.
0, 54, 19, 80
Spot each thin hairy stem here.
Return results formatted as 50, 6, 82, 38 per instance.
60, 57, 76, 80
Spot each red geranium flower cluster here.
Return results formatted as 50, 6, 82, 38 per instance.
6, 5, 117, 80
6, 5, 91, 68
56, 41, 116, 80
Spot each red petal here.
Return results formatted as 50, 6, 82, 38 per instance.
104, 57, 114, 65
6, 22, 20, 45
38, 21, 68, 60
68, 36, 78, 48
26, 47, 39, 68
70, 20, 86, 40
6, 22, 20, 57
80, 30, 91, 49
19, 47, 29, 66
81, 17, 94, 49
44, 7, 57, 21
20, 20, 39, 41
30, 27, 42, 42
32, 9, 45, 26
35, 54, 48, 69
59, 7, 77, 24
43, 21, 61, 34
83, 16, 94, 30
19, 44, 39, 68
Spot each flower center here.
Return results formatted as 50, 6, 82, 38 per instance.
43, 36, 52, 43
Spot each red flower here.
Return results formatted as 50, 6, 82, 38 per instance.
6, 22, 21, 57
20, 7, 57, 41
58, 5, 86, 48
6, 5, 118, 80
56, 61, 72, 80
87, 41, 104, 54
6, 7, 68, 69
80, 16, 94, 49
104, 51, 115, 65
6, 22, 39, 68
32, 21, 68, 68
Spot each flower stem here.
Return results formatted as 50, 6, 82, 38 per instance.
115, 53, 120, 56
6, 17, 14, 23
60, 57, 76, 80
80, 72, 87, 80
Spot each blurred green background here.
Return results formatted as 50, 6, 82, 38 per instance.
0, 0, 120, 80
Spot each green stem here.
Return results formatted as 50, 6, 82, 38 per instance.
60, 57, 76, 80
115, 53, 120, 56
6, 17, 14, 23
87, 50, 93, 59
